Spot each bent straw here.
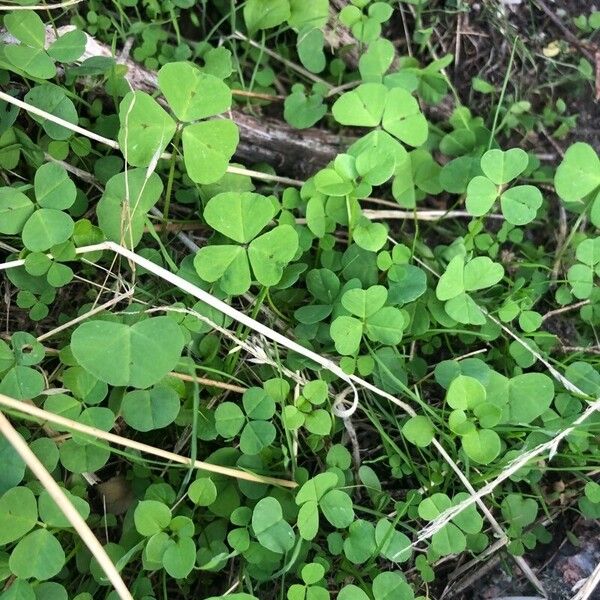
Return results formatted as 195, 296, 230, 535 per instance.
0, 409, 134, 600
0, 393, 296, 488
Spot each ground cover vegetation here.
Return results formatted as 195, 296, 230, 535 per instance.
0, 0, 600, 599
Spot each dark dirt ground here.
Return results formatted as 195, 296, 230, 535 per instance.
469, 520, 600, 599
425, 0, 600, 154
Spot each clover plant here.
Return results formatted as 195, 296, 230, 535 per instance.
1, 2, 600, 600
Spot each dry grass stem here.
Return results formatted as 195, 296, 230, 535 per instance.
0, 409, 134, 600
0, 393, 296, 488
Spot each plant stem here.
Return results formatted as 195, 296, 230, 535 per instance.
488, 38, 518, 149
346, 195, 354, 245
226, 286, 269, 373
162, 126, 182, 222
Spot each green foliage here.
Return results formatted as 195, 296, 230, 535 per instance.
70, 316, 185, 388
215, 386, 277, 454
194, 192, 299, 295
330, 286, 406, 355
3, 10, 85, 79
435, 255, 503, 325
339, 0, 393, 43
333, 85, 428, 147
465, 148, 543, 224
1, 2, 599, 599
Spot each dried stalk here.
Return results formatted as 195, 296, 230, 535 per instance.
0, 409, 133, 600
0, 393, 296, 488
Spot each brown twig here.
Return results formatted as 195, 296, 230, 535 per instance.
542, 300, 590, 321
170, 372, 247, 394
559, 345, 600, 355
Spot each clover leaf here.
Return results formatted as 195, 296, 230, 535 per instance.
381, 87, 428, 147
134, 500, 172, 536
500, 185, 543, 226
0, 487, 38, 545
9, 529, 65, 581
158, 62, 232, 122
135, 500, 196, 579
122, 62, 240, 183
402, 415, 434, 447
554, 142, 600, 202
215, 386, 276, 455
204, 191, 277, 243
118, 91, 176, 167
97, 168, 163, 248
252, 497, 295, 554
181, 120, 239, 184
70, 316, 185, 388
372, 572, 414, 600
465, 148, 543, 224
374, 518, 411, 562
330, 285, 406, 355
392, 149, 442, 208
343, 519, 376, 564
156, 62, 239, 183
46, 29, 86, 63
465, 176, 498, 217
417, 493, 482, 555
2, 11, 83, 80
0, 188, 35, 235
284, 84, 327, 129
121, 385, 181, 432
359, 38, 395, 82
0, 163, 77, 255
333, 84, 428, 147
5, 44, 56, 79
436, 255, 503, 325
443, 375, 502, 463
461, 428, 501, 464
24, 84, 78, 140
295, 472, 354, 541
22, 209, 74, 253
283, 380, 332, 435
507, 373, 553, 424
567, 237, 600, 299
35, 163, 76, 210
5, 10, 45, 49
501, 494, 538, 531
244, 0, 290, 34
480, 147, 528, 185
339, 585, 369, 600
339, 0, 393, 43
297, 26, 326, 73
436, 255, 465, 301
288, 563, 329, 600
194, 192, 298, 295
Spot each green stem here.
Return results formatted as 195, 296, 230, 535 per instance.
346, 195, 354, 245
226, 286, 269, 373
179, 347, 199, 497
488, 38, 518, 149
163, 126, 182, 221
266, 289, 288, 323
250, 286, 269, 321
